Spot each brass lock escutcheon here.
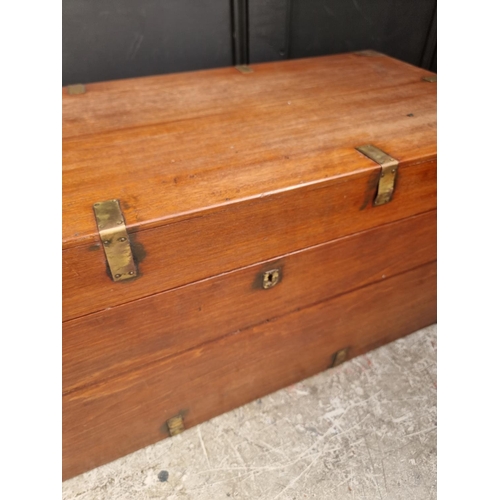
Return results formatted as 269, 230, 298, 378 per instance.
262, 269, 281, 289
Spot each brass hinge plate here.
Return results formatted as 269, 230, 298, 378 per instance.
93, 199, 137, 282
67, 83, 86, 95
167, 415, 185, 436
356, 144, 399, 206
235, 65, 253, 74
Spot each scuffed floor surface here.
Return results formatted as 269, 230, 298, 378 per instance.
63, 325, 437, 500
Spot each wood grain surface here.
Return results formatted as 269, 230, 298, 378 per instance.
63, 261, 437, 480
63, 53, 436, 249
62, 52, 435, 139
62, 54, 437, 480
63, 157, 436, 321
63, 210, 436, 393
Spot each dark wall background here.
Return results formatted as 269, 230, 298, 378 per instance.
63, 0, 436, 86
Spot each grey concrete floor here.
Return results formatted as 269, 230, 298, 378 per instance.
63, 324, 437, 500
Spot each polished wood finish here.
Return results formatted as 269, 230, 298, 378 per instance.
63, 53, 437, 320
63, 158, 436, 321
62, 52, 436, 141
63, 261, 437, 480
63, 79, 436, 248
62, 54, 437, 480
63, 210, 436, 393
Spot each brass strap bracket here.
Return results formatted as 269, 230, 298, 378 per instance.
356, 144, 399, 206
262, 268, 281, 289
93, 199, 137, 282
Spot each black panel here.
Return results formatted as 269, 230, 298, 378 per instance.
429, 49, 436, 73
289, 0, 435, 66
420, 2, 437, 71
248, 0, 290, 63
232, 0, 249, 65
249, 0, 436, 70
62, 0, 233, 86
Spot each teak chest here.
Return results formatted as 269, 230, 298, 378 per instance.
62, 52, 437, 480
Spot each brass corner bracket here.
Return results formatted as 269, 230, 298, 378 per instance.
235, 65, 253, 74
262, 269, 281, 289
67, 83, 86, 95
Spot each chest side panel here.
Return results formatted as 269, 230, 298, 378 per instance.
63, 261, 436, 480
63, 158, 436, 321
63, 210, 436, 393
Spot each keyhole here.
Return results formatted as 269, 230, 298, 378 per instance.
262, 269, 280, 289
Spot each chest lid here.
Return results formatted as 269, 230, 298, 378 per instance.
63, 52, 436, 321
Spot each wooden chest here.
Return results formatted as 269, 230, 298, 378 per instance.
62, 52, 437, 480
